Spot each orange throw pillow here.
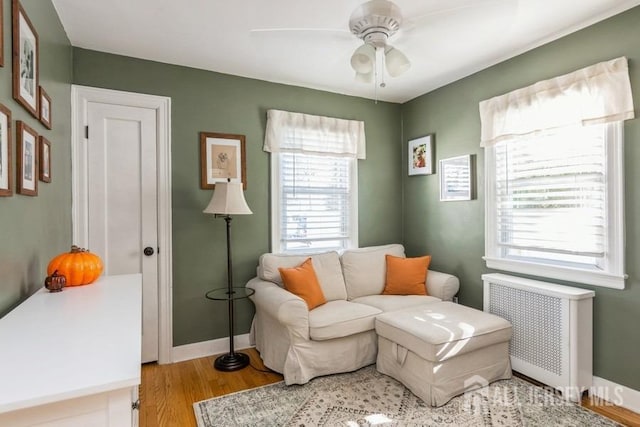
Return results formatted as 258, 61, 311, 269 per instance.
382, 254, 432, 295
278, 258, 327, 310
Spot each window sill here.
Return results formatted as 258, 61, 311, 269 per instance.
483, 256, 626, 289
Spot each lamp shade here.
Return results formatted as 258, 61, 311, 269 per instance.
350, 43, 376, 74
203, 181, 252, 215
385, 46, 411, 77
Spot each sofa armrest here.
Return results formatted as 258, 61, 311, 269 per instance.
246, 277, 310, 340
426, 270, 460, 301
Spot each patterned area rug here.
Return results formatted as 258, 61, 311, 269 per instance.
193, 366, 618, 426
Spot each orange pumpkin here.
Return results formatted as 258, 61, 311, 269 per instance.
47, 245, 104, 286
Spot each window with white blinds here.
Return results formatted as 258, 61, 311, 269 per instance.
274, 152, 356, 253
495, 125, 607, 267
265, 110, 363, 254
481, 58, 631, 289
485, 122, 625, 288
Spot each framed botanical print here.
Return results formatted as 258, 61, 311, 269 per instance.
39, 136, 51, 182
408, 134, 435, 176
16, 121, 38, 196
39, 86, 52, 129
0, 105, 12, 196
199, 132, 247, 189
12, 0, 39, 118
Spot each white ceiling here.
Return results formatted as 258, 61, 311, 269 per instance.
52, 0, 640, 103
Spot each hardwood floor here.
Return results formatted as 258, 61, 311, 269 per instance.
139, 348, 283, 427
582, 396, 640, 426
140, 348, 640, 426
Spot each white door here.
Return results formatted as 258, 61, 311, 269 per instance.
87, 102, 159, 363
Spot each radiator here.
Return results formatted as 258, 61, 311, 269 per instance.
482, 273, 595, 402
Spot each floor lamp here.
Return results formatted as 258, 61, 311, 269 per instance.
203, 180, 252, 371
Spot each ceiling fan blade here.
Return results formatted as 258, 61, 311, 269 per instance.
249, 28, 354, 44
404, 0, 516, 32
250, 28, 350, 35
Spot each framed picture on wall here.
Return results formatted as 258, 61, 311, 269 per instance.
439, 154, 475, 201
39, 136, 51, 182
0, 105, 13, 196
16, 121, 38, 196
0, 1, 4, 67
12, 0, 39, 118
408, 134, 435, 176
39, 86, 52, 129
199, 132, 247, 189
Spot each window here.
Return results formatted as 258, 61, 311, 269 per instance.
264, 110, 365, 254
481, 57, 634, 289
272, 152, 357, 253
485, 123, 624, 287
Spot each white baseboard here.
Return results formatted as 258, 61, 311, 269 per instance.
171, 334, 252, 363
591, 376, 640, 414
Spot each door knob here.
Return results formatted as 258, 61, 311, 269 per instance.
144, 247, 155, 256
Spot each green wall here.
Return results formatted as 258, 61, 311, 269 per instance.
401, 7, 640, 389
13, 0, 634, 391
0, 0, 72, 317
72, 49, 403, 346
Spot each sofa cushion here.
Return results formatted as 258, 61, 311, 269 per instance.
375, 302, 512, 362
309, 301, 382, 341
341, 244, 405, 300
258, 251, 347, 301
351, 295, 441, 312
279, 258, 327, 310
383, 255, 431, 295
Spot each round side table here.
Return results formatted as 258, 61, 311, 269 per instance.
205, 286, 255, 371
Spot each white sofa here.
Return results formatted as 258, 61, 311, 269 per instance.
246, 244, 460, 385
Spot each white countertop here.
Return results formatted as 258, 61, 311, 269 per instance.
0, 274, 142, 414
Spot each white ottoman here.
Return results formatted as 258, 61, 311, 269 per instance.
375, 302, 512, 407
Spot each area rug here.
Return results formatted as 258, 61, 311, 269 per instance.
193, 366, 618, 426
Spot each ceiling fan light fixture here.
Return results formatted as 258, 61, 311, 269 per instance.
385, 46, 411, 77
355, 71, 374, 83
350, 43, 376, 73
349, 0, 402, 46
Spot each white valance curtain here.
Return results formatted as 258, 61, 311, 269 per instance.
479, 56, 635, 147
264, 109, 366, 159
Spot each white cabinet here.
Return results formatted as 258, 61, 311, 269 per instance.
0, 275, 142, 426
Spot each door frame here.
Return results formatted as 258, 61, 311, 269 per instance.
71, 85, 173, 364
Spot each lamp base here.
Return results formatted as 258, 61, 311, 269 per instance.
214, 352, 250, 372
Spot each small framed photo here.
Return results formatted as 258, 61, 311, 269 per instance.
16, 120, 38, 196
199, 132, 246, 189
39, 136, 51, 182
39, 86, 52, 129
439, 154, 475, 201
0, 105, 12, 196
408, 134, 434, 176
12, 0, 39, 118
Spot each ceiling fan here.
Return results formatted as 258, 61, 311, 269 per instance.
348, 0, 410, 87
250, 0, 515, 92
